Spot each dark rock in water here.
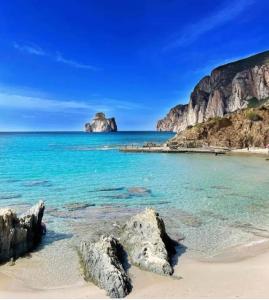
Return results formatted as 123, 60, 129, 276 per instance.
127, 187, 151, 196
107, 193, 132, 200
200, 210, 229, 221
171, 209, 203, 227
90, 187, 125, 192
23, 180, 52, 187
0, 193, 22, 200
63, 202, 96, 211
80, 235, 132, 298
5, 179, 21, 183
0, 201, 45, 263
210, 185, 230, 190
120, 208, 176, 276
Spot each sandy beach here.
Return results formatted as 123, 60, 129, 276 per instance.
1, 237, 269, 299
230, 147, 269, 156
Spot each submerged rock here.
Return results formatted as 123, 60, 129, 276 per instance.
63, 202, 95, 211
127, 187, 152, 197
23, 180, 52, 187
85, 112, 117, 133
0, 193, 22, 200
120, 208, 176, 275
80, 235, 132, 298
90, 187, 125, 192
0, 201, 45, 263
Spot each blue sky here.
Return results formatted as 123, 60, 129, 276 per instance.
0, 0, 269, 131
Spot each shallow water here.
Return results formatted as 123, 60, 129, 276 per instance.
1, 131, 269, 257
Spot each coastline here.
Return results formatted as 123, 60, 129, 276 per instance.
1, 238, 269, 298
1, 201, 269, 299
230, 147, 269, 156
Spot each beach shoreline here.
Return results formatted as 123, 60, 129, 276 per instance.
1, 237, 269, 299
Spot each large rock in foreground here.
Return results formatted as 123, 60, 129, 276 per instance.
80, 235, 132, 298
0, 201, 45, 263
85, 112, 117, 132
120, 208, 176, 275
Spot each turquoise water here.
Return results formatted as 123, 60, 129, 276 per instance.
1, 131, 269, 255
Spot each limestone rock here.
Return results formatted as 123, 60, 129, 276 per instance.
120, 208, 175, 275
0, 201, 45, 262
168, 105, 269, 148
80, 235, 132, 298
85, 112, 117, 132
157, 51, 269, 132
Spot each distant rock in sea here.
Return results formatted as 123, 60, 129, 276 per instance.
85, 112, 117, 132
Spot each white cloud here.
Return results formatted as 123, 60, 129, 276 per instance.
13, 42, 99, 71
0, 88, 143, 115
55, 52, 99, 70
13, 42, 46, 56
164, 0, 255, 50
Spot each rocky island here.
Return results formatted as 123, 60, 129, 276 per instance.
85, 112, 117, 132
157, 51, 269, 132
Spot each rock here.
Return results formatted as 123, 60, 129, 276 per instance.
23, 180, 52, 187
85, 112, 117, 132
167, 106, 269, 148
0, 201, 45, 263
120, 208, 176, 275
127, 187, 151, 197
63, 202, 95, 211
0, 193, 22, 200
157, 51, 269, 132
80, 235, 132, 298
90, 187, 125, 192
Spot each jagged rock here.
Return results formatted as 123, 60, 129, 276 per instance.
0, 201, 45, 263
157, 51, 269, 132
85, 112, 117, 132
80, 235, 132, 298
120, 208, 176, 275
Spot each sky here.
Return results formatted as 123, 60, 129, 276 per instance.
0, 0, 269, 131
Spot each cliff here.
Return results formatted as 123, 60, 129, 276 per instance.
167, 101, 269, 149
157, 51, 269, 132
85, 112, 117, 132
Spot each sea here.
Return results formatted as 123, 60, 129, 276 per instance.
1, 131, 269, 263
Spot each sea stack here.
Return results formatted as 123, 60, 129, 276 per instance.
85, 112, 117, 132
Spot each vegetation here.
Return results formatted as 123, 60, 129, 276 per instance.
208, 116, 232, 129
247, 97, 269, 108
245, 110, 263, 121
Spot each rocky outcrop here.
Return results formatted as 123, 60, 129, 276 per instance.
168, 104, 269, 149
80, 235, 132, 298
157, 51, 269, 132
0, 201, 45, 263
120, 208, 176, 276
85, 112, 117, 132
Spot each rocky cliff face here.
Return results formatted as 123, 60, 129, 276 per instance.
167, 103, 269, 149
85, 112, 117, 132
157, 51, 269, 132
